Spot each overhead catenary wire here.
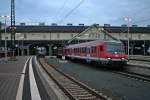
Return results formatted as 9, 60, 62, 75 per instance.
52, 0, 69, 22
108, 5, 150, 26
132, 18, 150, 25
57, 0, 85, 24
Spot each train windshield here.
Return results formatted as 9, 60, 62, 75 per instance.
106, 42, 125, 54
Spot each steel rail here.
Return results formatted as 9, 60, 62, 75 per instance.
129, 56, 150, 62
130, 59, 150, 62
115, 71, 150, 83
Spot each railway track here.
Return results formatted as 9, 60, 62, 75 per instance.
129, 55, 150, 62
130, 59, 150, 62
115, 71, 150, 83
38, 57, 112, 100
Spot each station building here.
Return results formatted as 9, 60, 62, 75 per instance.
0, 23, 150, 55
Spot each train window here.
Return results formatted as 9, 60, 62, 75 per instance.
94, 47, 96, 53
82, 47, 86, 53
82, 48, 84, 53
106, 42, 125, 54
91, 47, 93, 53
70, 49, 72, 53
91, 46, 96, 53
76, 48, 78, 53
100, 46, 103, 51
83, 48, 84, 53
88, 48, 90, 53
84, 47, 87, 53
147, 47, 150, 53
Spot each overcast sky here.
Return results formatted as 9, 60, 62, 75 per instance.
0, 0, 150, 26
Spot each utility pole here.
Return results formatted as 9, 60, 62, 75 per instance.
10, 0, 16, 60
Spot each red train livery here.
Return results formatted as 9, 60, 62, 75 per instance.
59, 40, 128, 66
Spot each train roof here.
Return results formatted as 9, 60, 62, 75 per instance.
65, 40, 122, 48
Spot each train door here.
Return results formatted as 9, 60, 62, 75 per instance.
96, 45, 99, 57
86, 46, 91, 62
98, 45, 103, 57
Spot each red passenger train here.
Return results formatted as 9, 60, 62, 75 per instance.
58, 40, 128, 66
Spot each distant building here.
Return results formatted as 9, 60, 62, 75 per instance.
147, 25, 150, 27
51, 23, 57, 26
104, 24, 111, 27
20, 23, 26, 26
39, 22, 45, 26
132, 25, 138, 27
121, 24, 127, 27
67, 23, 73, 26
79, 24, 84, 26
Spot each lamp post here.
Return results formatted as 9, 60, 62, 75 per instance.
143, 40, 145, 55
142, 34, 145, 55
20, 36, 24, 56
17, 40, 19, 56
124, 17, 131, 59
0, 16, 10, 62
16, 33, 22, 56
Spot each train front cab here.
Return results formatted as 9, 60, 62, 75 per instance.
97, 42, 128, 67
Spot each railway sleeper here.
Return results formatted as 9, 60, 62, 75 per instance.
62, 82, 78, 86
64, 84, 80, 87
66, 87, 83, 90
76, 96, 97, 100
58, 78, 72, 82
67, 89, 87, 93
68, 89, 88, 93
70, 92, 90, 95
63, 83, 79, 86
73, 94, 93, 97
67, 88, 85, 90
65, 86, 81, 89
56, 78, 72, 83
61, 81, 74, 85
60, 82, 76, 87
57, 77, 70, 81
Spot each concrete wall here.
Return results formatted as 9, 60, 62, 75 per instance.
0, 33, 78, 40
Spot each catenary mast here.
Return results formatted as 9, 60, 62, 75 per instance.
11, 0, 16, 59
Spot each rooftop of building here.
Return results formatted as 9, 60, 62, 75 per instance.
0, 25, 150, 33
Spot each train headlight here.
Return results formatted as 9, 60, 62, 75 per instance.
121, 58, 127, 61
121, 58, 125, 60
107, 58, 111, 60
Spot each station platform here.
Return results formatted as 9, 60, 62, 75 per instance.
130, 55, 150, 60
0, 56, 29, 100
